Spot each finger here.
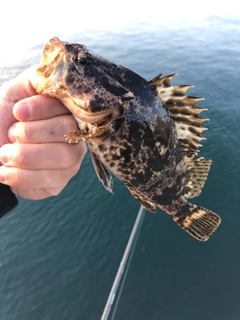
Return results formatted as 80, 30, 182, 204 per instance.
0, 94, 17, 145
8, 115, 79, 143
13, 95, 70, 122
10, 186, 67, 200
0, 66, 37, 103
0, 163, 81, 189
0, 142, 87, 170
0, 66, 38, 146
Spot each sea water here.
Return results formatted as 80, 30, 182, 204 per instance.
0, 8, 240, 320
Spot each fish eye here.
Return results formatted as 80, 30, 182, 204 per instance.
76, 53, 93, 66
77, 56, 87, 65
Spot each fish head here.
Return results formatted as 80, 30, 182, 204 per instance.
36, 37, 133, 124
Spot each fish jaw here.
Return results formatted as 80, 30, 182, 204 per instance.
36, 37, 68, 95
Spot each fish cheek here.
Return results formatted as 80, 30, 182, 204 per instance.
89, 95, 107, 112
65, 72, 76, 86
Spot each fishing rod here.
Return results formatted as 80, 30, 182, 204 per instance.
100, 205, 145, 320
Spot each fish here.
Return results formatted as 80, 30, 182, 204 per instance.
36, 37, 221, 241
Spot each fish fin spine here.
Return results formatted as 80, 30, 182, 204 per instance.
150, 73, 208, 157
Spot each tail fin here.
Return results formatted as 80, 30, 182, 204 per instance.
173, 204, 221, 241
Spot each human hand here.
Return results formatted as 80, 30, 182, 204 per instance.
0, 66, 87, 200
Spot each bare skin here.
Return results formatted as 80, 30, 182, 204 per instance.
0, 66, 87, 200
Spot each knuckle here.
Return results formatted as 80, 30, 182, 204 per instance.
70, 162, 81, 177
42, 168, 69, 188
10, 144, 29, 167
5, 167, 21, 187
42, 169, 56, 186
21, 123, 32, 143
14, 122, 31, 143
46, 187, 63, 197
58, 143, 83, 169
62, 114, 78, 133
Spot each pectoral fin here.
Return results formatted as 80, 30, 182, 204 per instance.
91, 152, 113, 193
64, 123, 111, 143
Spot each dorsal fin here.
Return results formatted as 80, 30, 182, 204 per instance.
184, 156, 212, 198
150, 73, 212, 198
150, 73, 209, 156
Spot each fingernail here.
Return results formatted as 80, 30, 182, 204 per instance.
8, 124, 17, 143
0, 147, 9, 165
0, 167, 6, 183
15, 103, 31, 121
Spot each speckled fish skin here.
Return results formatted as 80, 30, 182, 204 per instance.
36, 37, 221, 241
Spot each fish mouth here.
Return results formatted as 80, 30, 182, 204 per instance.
36, 37, 70, 95
37, 38, 66, 77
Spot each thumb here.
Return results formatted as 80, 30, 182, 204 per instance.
0, 66, 38, 146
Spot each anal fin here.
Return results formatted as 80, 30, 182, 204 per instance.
173, 204, 221, 241
184, 156, 212, 198
126, 184, 156, 212
91, 152, 113, 193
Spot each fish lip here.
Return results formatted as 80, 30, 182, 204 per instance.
36, 37, 74, 95
71, 107, 121, 124
37, 38, 65, 77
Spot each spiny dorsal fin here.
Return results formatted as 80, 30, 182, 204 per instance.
150, 73, 178, 88
184, 156, 212, 198
150, 73, 208, 157
150, 73, 212, 198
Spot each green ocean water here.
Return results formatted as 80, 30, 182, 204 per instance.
1, 17, 240, 320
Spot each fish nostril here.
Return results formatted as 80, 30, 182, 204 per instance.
64, 43, 75, 54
